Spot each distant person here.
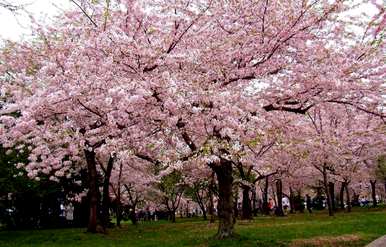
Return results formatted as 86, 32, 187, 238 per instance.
65, 203, 74, 226
268, 198, 274, 214
306, 194, 312, 213
282, 197, 290, 213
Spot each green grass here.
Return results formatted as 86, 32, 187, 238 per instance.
1, 208, 386, 247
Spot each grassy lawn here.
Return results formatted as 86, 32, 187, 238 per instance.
1, 208, 386, 247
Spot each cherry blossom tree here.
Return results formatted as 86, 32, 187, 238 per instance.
1, 0, 385, 239
109, 155, 157, 225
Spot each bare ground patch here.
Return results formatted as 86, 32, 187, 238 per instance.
289, 234, 362, 247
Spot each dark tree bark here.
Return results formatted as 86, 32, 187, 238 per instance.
193, 184, 210, 220
130, 205, 138, 225
171, 211, 176, 223
289, 187, 295, 214
339, 182, 346, 210
163, 189, 182, 224
115, 201, 122, 227
241, 186, 252, 220
202, 207, 207, 220
263, 176, 269, 215
84, 149, 100, 233
193, 189, 207, 220
123, 184, 141, 225
328, 182, 336, 211
116, 162, 123, 227
352, 192, 360, 207
210, 159, 234, 239
208, 172, 215, 223
186, 202, 189, 218
252, 188, 257, 216
384, 181, 386, 199
101, 156, 114, 229
208, 192, 215, 223
322, 166, 334, 216
345, 183, 351, 212
370, 180, 377, 207
306, 194, 312, 213
233, 192, 238, 224
297, 190, 304, 213
275, 179, 285, 216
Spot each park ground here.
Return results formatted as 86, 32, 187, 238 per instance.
1, 208, 386, 247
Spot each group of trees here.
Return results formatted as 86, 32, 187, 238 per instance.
0, 0, 385, 239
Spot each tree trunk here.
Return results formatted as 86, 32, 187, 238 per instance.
370, 180, 377, 207
171, 210, 176, 223
263, 176, 269, 215
252, 188, 257, 216
297, 190, 304, 213
275, 179, 284, 216
352, 192, 360, 207
211, 159, 234, 239
328, 182, 336, 211
241, 186, 252, 220
233, 194, 238, 224
84, 149, 99, 233
202, 207, 207, 220
116, 201, 122, 227
101, 157, 114, 228
130, 206, 137, 225
345, 183, 351, 213
272, 190, 277, 208
339, 182, 346, 210
384, 181, 386, 201
194, 190, 207, 220
116, 162, 123, 227
322, 166, 334, 216
208, 173, 215, 223
208, 192, 215, 223
289, 187, 295, 214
